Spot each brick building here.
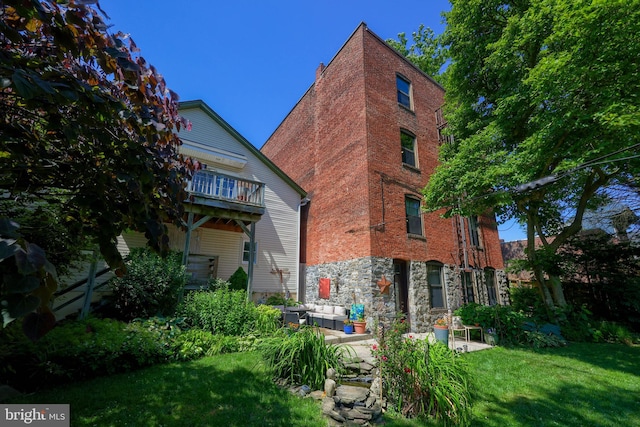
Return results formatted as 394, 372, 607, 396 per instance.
261, 23, 508, 332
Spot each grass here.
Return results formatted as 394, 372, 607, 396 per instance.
10, 352, 325, 426
9, 343, 640, 426
464, 342, 640, 427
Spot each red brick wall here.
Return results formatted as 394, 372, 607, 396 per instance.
262, 23, 504, 270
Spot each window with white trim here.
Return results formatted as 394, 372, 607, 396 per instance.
396, 74, 412, 109
242, 241, 258, 264
401, 130, 417, 167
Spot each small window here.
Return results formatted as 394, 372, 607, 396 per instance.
242, 241, 258, 264
485, 268, 498, 306
468, 215, 480, 247
462, 271, 475, 304
428, 263, 446, 308
396, 75, 412, 109
401, 131, 416, 167
405, 196, 422, 236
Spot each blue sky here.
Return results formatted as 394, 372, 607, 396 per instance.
102, 0, 527, 242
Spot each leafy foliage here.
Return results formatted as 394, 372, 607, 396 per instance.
227, 266, 248, 291
0, 202, 89, 277
373, 317, 472, 425
259, 326, 352, 390
558, 232, 640, 330
1, 0, 196, 284
417, 0, 640, 307
254, 304, 282, 334
106, 248, 188, 321
454, 303, 529, 346
386, 24, 448, 82
0, 219, 57, 337
177, 288, 258, 336
1, 317, 172, 391
265, 293, 298, 307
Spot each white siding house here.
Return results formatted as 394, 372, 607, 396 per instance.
171, 100, 306, 301
54, 100, 306, 319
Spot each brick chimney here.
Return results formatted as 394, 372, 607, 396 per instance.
316, 62, 326, 81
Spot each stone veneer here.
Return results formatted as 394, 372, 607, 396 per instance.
305, 256, 509, 333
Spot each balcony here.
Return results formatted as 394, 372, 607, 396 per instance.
185, 170, 265, 222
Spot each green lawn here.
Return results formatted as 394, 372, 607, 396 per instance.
9, 343, 640, 426
11, 352, 325, 426
464, 343, 640, 427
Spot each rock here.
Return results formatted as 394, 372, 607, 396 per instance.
358, 362, 375, 373
324, 378, 337, 397
369, 377, 381, 396
365, 395, 377, 408
328, 410, 346, 423
298, 384, 311, 397
335, 385, 369, 405
309, 390, 325, 400
322, 397, 336, 414
326, 367, 337, 380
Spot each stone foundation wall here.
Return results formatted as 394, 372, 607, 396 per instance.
497, 269, 510, 305
305, 257, 396, 327
305, 257, 507, 334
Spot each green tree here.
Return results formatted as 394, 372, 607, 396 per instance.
386, 24, 448, 83
417, 0, 640, 308
1, 0, 196, 331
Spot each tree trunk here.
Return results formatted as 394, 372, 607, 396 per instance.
549, 275, 567, 306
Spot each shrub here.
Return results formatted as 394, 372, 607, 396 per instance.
106, 248, 188, 321
259, 327, 352, 389
9, 318, 172, 391
510, 285, 549, 322
555, 304, 597, 342
593, 321, 635, 345
254, 304, 282, 334
454, 303, 528, 345
171, 328, 219, 361
373, 317, 472, 425
228, 266, 248, 291
265, 293, 298, 307
177, 288, 257, 336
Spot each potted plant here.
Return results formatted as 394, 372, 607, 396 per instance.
485, 327, 498, 346
434, 317, 449, 345
343, 318, 354, 334
353, 312, 367, 334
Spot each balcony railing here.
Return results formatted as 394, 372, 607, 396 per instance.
187, 170, 265, 207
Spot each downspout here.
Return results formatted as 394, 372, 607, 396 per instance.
297, 197, 310, 302
247, 222, 255, 301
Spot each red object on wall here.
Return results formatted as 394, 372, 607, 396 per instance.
319, 278, 330, 299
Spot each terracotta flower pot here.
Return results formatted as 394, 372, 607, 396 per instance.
353, 321, 367, 334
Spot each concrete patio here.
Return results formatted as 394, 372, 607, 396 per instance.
320, 328, 493, 364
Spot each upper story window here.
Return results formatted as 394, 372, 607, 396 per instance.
401, 130, 417, 167
468, 215, 481, 247
405, 196, 423, 236
396, 75, 412, 109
